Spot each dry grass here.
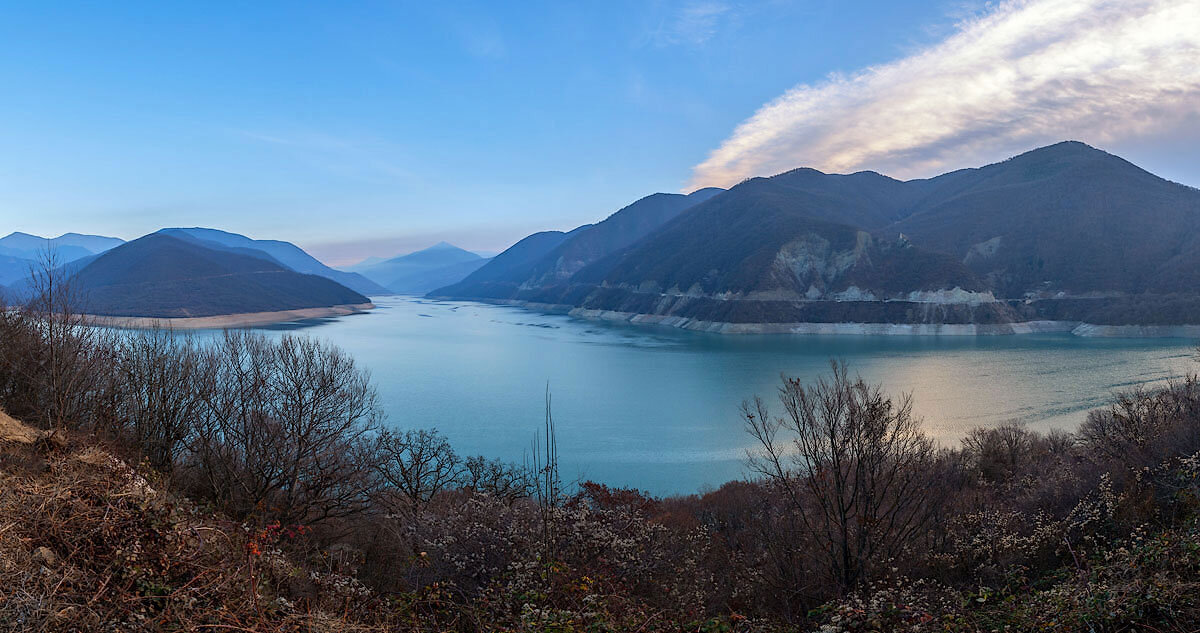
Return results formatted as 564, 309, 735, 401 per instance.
0, 408, 39, 445
0, 413, 384, 633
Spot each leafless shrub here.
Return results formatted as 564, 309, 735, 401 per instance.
961, 422, 1039, 484
1080, 376, 1200, 471
0, 249, 113, 431
182, 330, 382, 526
461, 455, 531, 504
108, 328, 205, 474
372, 428, 462, 516
744, 361, 944, 592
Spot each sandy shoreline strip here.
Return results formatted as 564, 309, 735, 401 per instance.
83, 303, 375, 330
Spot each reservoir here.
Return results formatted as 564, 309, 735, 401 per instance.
234, 296, 1198, 495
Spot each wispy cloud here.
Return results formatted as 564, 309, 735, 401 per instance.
689, 0, 1200, 188
648, 1, 733, 47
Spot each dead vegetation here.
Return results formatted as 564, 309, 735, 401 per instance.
0, 414, 384, 632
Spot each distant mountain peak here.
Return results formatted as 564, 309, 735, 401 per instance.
348, 241, 487, 293
777, 166, 827, 177
686, 187, 725, 203
997, 140, 1115, 166
1044, 139, 1097, 152
0, 231, 124, 264
384, 242, 480, 264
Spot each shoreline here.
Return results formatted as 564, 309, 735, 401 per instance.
433, 297, 1200, 338
83, 303, 376, 330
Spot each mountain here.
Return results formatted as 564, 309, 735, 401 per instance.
387, 258, 493, 295
351, 242, 488, 294
0, 232, 124, 263
887, 141, 1200, 297
345, 256, 389, 272
435, 188, 723, 299
0, 254, 35, 287
433, 142, 1200, 328
156, 228, 391, 297
444, 231, 572, 291
352, 242, 490, 295
49, 232, 126, 254
523, 188, 725, 286
64, 233, 368, 318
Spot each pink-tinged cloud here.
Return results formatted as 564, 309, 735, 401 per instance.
689, 0, 1200, 188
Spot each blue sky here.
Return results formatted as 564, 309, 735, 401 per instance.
1, 1, 1198, 265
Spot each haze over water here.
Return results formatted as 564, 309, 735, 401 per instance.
234, 296, 1198, 495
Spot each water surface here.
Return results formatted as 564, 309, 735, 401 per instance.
232, 296, 1197, 495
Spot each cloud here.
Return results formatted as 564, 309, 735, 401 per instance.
649, 1, 733, 47
688, 0, 1200, 188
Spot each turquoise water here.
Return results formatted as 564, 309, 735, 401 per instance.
227, 296, 1197, 495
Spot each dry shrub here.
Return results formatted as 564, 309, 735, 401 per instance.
0, 417, 382, 633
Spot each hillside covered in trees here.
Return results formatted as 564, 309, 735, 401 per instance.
435, 142, 1200, 329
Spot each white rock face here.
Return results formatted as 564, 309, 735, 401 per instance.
905, 287, 998, 305
772, 232, 874, 298
832, 286, 878, 301
964, 236, 1003, 264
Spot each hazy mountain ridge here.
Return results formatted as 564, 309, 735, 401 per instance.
522, 188, 725, 287
351, 242, 490, 294
0, 231, 125, 285
432, 142, 1200, 327
68, 233, 369, 318
438, 188, 724, 299
157, 228, 391, 297
0, 255, 35, 287
0, 231, 124, 260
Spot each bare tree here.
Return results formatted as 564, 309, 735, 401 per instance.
184, 331, 381, 526
461, 455, 532, 505
961, 422, 1037, 484
372, 428, 462, 515
744, 361, 943, 591
110, 328, 205, 473
531, 383, 561, 557
0, 248, 112, 431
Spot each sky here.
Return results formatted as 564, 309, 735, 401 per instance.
1, 1, 1198, 266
